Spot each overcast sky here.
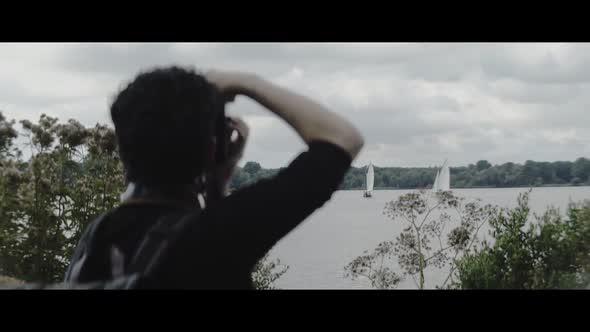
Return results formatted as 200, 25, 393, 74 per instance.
1, 43, 589, 168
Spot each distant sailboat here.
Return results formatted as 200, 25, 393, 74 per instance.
364, 162, 374, 198
432, 159, 450, 193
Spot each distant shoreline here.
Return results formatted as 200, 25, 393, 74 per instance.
232, 159, 590, 192
344, 184, 590, 191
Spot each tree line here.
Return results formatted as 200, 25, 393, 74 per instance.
230, 158, 590, 191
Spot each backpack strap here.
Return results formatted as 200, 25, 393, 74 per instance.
64, 210, 114, 283
128, 207, 202, 278
65, 195, 201, 287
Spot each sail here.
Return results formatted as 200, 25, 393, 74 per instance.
432, 159, 451, 192
432, 169, 440, 192
438, 159, 450, 191
366, 163, 374, 193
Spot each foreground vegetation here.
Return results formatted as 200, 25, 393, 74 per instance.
345, 190, 590, 289
456, 192, 590, 289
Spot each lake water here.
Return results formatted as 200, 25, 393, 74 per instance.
267, 186, 590, 289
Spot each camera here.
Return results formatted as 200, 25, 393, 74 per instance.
212, 89, 232, 165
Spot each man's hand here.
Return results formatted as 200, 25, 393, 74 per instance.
205, 70, 257, 103
208, 116, 250, 197
222, 116, 249, 171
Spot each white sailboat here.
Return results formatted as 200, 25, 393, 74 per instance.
432, 159, 450, 193
364, 162, 374, 198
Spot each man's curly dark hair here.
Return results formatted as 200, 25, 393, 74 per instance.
110, 66, 219, 185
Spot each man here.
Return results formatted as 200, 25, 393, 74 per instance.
64, 66, 364, 289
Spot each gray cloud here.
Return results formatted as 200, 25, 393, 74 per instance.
1, 43, 589, 168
